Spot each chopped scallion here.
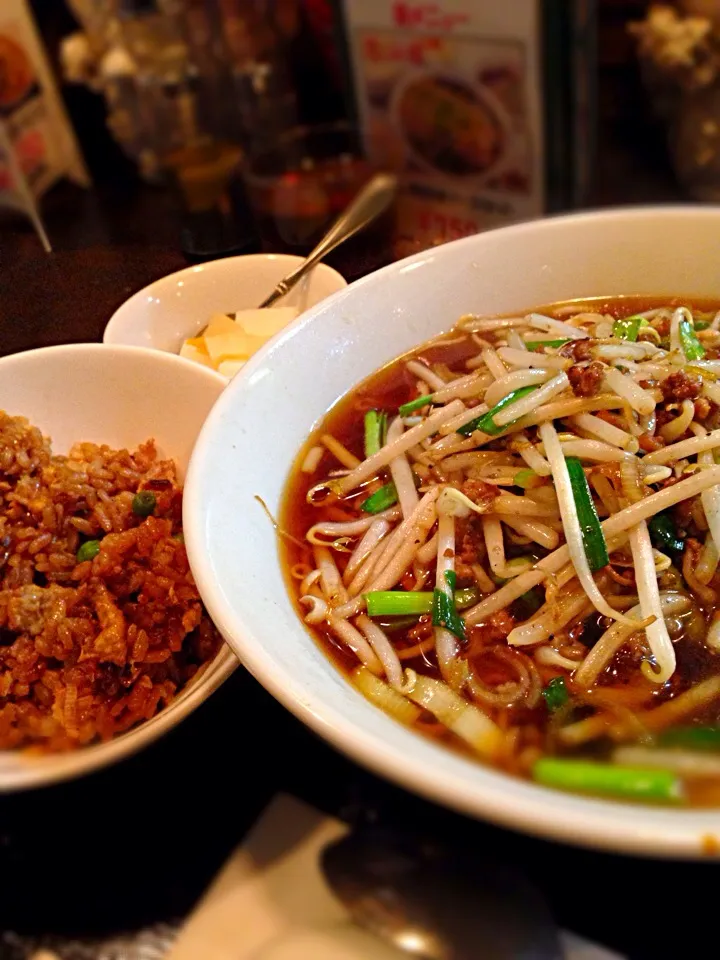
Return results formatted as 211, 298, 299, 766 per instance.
532, 758, 683, 802
458, 385, 539, 437
399, 394, 433, 417
679, 317, 705, 361
658, 726, 720, 751
364, 410, 387, 458
648, 512, 684, 554
367, 591, 433, 616
455, 586, 480, 610
514, 468, 543, 490
511, 586, 544, 620
367, 586, 479, 617
432, 586, 466, 641
525, 339, 571, 351
565, 456, 609, 572
361, 481, 398, 514
612, 315, 645, 342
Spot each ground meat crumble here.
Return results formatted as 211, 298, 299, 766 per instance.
568, 361, 604, 397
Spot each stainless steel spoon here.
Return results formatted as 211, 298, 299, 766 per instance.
322, 827, 564, 960
258, 172, 398, 308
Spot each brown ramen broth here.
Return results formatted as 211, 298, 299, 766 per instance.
282, 297, 720, 806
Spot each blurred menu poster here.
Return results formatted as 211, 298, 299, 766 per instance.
0, 0, 89, 250
340, 0, 594, 253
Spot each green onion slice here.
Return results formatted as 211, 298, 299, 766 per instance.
360, 481, 398, 514
525, 339, 571, 351
658, 725, 720, 751
612, 315, 645, 342
458, 385, 539, 437
565, 456, 609, 572
542, 676, 569, 711
511, 586, 545, 620
367, 586, 479, 618
532, 758, 683, 803
367, 591, 432, 616
648, 512, 684, 554
455, 586, 480, 610
364, 410, 387, 458
679, 317, 705, 361
514, 468, 543, 490
399, 394, 433, 417
432, 571, 466, 641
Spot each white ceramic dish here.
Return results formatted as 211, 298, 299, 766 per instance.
0, 344, 235, 791
184, 207, 720, 858
103, 254, 347, 363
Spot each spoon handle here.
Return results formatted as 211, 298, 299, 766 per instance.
258, 173, 398, 308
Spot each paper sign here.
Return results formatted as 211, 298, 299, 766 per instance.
342, 0, 544, 248
0, 0, 89, 250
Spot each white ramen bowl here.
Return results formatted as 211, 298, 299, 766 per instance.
103, 254, 347, 361
184, 206, 720, 858
0, 344, 234, 791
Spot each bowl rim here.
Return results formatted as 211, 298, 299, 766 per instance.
0, 342, 234, 791
0, 647, 237, 791
184, 205, 720, 858
0, 340, 229, 378
103, 253, 348, 350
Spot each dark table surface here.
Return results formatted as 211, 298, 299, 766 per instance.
0, 149, 715, 960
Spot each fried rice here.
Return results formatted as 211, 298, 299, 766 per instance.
0, 411, 221, 752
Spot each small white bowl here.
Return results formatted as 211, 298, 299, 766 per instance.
103, 253, 347, 356
184, 206, 720, 859
0, 343, 234, 791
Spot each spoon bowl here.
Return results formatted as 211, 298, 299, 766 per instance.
322, 828, 564, 960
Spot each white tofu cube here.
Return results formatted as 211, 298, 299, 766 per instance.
204, 313, 238, 338
218, 359, 247, 378
179, 341, 214, 368
204, 329, 266, 364
235, 307, 298, 337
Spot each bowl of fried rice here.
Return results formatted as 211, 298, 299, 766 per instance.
0, 343, 234, 790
